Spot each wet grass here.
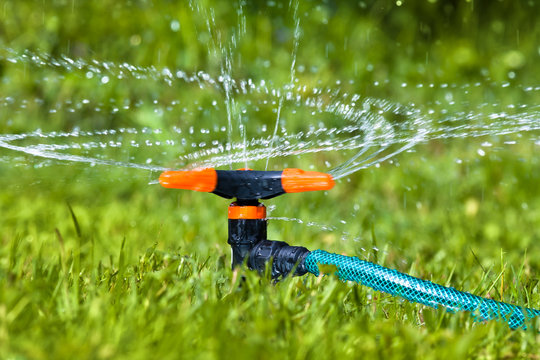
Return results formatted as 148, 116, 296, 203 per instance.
2, 136, 540, 359
2, 0, 540, 359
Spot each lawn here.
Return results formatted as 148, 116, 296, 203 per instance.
1, 1, 540, 359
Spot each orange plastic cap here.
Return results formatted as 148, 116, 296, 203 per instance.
159, 168, 217, 192
228, 203, 266, 219
281, 168, 335, 193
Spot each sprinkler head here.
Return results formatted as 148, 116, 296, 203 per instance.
159, 168, 334, 201
159, 168, 334, 278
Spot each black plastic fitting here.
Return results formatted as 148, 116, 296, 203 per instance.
228, 218, 267, 268
249, 240, 309, 278
227, 209, 309, 279
214, 170, 284, 200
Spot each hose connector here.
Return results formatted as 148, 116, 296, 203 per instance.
249, 240, 310, 278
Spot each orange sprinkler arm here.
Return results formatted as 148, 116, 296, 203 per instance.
159, 168, 334, 200
281, 168, 335, 193
159, 168, 217, 192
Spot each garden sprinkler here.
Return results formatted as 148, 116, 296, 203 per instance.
159, 168, 540, 330
160, 168, 334, 277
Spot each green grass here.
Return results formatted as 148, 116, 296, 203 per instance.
2, 139, 540, 359
1, 1, 540, 359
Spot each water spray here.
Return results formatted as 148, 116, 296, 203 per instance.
160, 168, 540, 330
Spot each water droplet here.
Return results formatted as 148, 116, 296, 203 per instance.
130, 34, 141, 46
170, 20, 180, 32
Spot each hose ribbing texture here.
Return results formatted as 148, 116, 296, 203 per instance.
305, 250, 540, 330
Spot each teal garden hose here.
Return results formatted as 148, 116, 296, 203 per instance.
304, 250, 540, 330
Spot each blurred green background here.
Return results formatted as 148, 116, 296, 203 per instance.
1, 0, 540, 359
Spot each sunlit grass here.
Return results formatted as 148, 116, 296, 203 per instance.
2, 0, 540, 358
1, 137, 540, 359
